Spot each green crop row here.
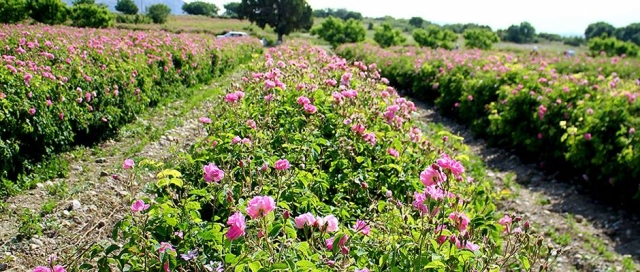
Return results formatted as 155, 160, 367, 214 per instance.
0, 24, 263, 190
336, 43, 640, 208
70, 41, 552, 272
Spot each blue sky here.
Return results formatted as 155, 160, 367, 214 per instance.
201, 0, 640, 36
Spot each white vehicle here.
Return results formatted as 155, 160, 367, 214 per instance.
216, 31, 249, 39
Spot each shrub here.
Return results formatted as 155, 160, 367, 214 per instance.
115, 0, 138, 15
78, 41, 551, 272
26, 0, 68, 25
115, 13, 152, 24
70, 3, 115, 28
336, 43, 640, 208
412, 26, 457, 49
588, 36, 639, 57
181, 1, 218, 17
463, 28, 500, 50
563, 36, 585, 47
146, 3, 170, 24
311, 16, 366, 48
0, 24, 263, 194
373, 22, 406, 48
0, 0, 29, 23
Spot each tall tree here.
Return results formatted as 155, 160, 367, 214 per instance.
182, 1, 218, 17
584, 22, 615, 40
223, 2, 240, 18
115, 0, 138, 15
409, 16, 423, 28
238, 0, 313, 42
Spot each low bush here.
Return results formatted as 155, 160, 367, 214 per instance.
76, 42, 552, 272
336, 43, 640, 208
0, 24, 263, 193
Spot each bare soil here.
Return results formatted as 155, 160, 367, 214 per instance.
413, 100, 640, 272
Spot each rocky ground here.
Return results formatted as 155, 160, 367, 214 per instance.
413, 100, 640, 272
0, 78, 234, 271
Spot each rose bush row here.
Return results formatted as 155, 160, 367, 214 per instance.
336, 43, 640, 207
0, 24, 263, 186
71, 41, 554, 271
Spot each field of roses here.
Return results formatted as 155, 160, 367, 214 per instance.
0, 24, 262, 189
336, 44, 640, 208
63, 42, 555, 272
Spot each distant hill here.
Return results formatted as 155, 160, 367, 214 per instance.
64, 0, 185, 15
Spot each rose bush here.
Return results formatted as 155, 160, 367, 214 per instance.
336, 43, 640, 207
77, 42, 552, 271
0, 24, 262, 190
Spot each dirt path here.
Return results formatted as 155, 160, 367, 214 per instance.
0, 74, 241, 271
413, 100, 640, 272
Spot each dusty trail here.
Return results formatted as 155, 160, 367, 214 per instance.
413, 100, 640, 272
0, 75, 239, 271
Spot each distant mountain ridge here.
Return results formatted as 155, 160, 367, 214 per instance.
64, 0, 185, 15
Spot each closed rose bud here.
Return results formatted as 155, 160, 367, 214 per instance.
258, 230, 265, 238
524, 221, 530, 229
226, 190, 234, 202
361, 182, 368, 189
283, 210, 290, 219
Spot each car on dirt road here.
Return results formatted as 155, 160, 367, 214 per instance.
216, 31, 249, 39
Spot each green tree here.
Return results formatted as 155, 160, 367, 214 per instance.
409, 16, 423, 28
115, 0, 138, 15
538, 32, 562, 42
223, 2, 240, 18
147, 3, 170, 24
367, 22, 374, 30
584, 21, 615, 40
70, 3, 114, 28
182, 1, 218, 17
311, 16, 365, 48
614, 23, 640, 46
373, 22, 406, 48
504, 21, 536, 44
463, 28, 500, 50
412, 26, 457, 49
26, 0, 68, 25
0, 0, 29, 23
71, 0, 92, 5
238, 0, 313, 42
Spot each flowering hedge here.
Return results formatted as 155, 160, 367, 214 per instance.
0, 24, 262, 183
336, 44, 640, 206
73, 42, 553, 271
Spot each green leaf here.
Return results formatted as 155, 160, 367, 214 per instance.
284, 224, 297, 239
169, 177, 183, 187
165, 217, 178, 227
520, 256, 531, 270
424, 260, 446, 269
234, 264, 245, 272
270, 263, 288, 269
332, 233, 346, 256
295, 260, 316, 269
156, 169, 182, 178
104, 244, 120, 255
79, 263, 94, 270
356, 156, 365, 163
225, 253, 237, 264
111, 220, 121, 240
248, 261, 262, 272
268, 222, 283, 238
377, 200, 386, 213
157, 177, 170, 187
